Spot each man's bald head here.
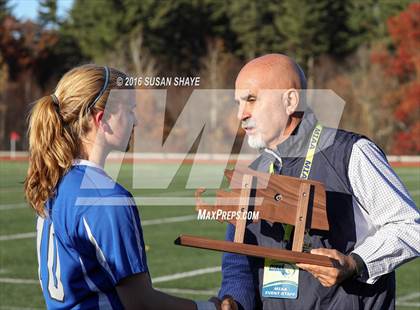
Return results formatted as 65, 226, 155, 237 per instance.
235, 54, 307, 150
236, 54, 307, 90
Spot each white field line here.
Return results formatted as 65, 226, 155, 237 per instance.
0, 278, 38, 284
142, 214, 196, 226
396, 292, 420, 307
0, 232, 36, 241
0, 266, 221, 286
0, 203, 27, 211
0, 272, 417, 304
153, 266, 221, 284
0, 214, 197, 241
397, 292, 420, 302
410, 189, 420, 196
0, 198, 195, 211
397, 302, 420, 307
0, 307, 43, 310
0, 274, 417, 306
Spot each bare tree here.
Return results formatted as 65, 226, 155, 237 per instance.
323, 46, 398, 152
0, 56, 7, 146
129, 29, 158, 78
105, 28, 158, 78
198, 38, 240, 152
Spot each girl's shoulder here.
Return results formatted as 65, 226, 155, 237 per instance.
60, 164, 131, 198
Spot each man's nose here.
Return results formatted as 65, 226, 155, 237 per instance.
237, 102, 252, 121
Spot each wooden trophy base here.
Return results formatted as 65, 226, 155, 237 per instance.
175, 235, 335, 267
175, 171, 334, 268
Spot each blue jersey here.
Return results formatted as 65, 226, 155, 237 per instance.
36, 160, 148, 309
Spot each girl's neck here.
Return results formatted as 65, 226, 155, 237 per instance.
81, 141, 109, 168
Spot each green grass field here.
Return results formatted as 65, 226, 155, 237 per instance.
0, 161, 419, 309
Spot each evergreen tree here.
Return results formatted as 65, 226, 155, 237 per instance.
346, 0, 413, 48
0, 0, 12, 21
273, 0, 350, 70
66, 0, 123, 61
38, 0, 59, 28
67, 0, 232, 74
225, 0, 282, 59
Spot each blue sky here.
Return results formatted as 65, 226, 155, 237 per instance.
10, 0, 74, 21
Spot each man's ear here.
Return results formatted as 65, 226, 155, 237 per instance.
283, 89, 300, 116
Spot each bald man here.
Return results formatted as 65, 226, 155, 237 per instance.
217, 54, 419, 310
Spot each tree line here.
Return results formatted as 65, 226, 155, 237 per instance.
0, 0, 418, 154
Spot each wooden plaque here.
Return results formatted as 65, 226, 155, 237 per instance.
175, 168, 334, 266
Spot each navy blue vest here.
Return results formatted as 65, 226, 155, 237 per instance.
243, 112, 395, 310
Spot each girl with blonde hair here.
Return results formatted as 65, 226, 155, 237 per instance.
25, 64, 219, 309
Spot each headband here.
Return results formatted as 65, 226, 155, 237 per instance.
85, 66, 110, 115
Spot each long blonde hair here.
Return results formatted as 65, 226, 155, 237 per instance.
25, 64, 127, 216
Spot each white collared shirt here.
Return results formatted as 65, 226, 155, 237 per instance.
348, 139, 419, 284
72, 159, 104, 171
